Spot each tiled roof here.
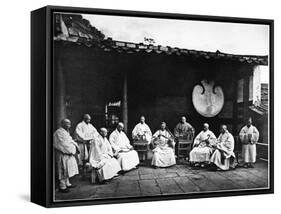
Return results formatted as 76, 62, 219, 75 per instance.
249, 104, 268, 115
54, 13, 268, 65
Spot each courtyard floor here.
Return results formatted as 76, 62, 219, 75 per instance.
55, 160, 269, 201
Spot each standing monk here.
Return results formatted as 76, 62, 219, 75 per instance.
132, 116, 152, 143
174, 116, 195, 140
189, 123, 217, 168
74, 114, 99, 170
151, 122, 176, 168
210, 125, 236, 171
109, 122, 140, 172
54, 119, 79, 193
132, 116, 152, 161
239, 117, 259, 168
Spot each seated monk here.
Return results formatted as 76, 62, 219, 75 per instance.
151, 122, 176, 168
89, 128, 121, 183
189, 123, 216, 168
210, 125, 236, 171
109, 122, 140, 172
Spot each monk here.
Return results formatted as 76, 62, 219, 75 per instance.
132, 116, 152, 161
210, 125, 236, 171
239, 117, 259, 168
109, 122, 140, 171
151, 122, 176, 168
189, 123, 217, 168
53, 119, 79, 193
174, 116, 195, 140
74, 114, 99, 168
89, 128, 121, 183
174, 116, 195, 159
132, 116, 152, 143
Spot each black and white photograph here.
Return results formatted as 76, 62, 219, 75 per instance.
50, 8, 273, 204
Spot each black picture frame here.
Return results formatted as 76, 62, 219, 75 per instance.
31, 5, 274, 208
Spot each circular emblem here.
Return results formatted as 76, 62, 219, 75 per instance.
192, 80, 224, 117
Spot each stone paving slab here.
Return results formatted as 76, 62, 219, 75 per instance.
173, 177, 201, 193
156, 178, 183, 194
139, 179, 161, 196
55, 161, 269, 201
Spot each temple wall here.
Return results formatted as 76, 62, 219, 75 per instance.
54, 41, 264, 141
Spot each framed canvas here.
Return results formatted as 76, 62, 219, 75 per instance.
31, 5, 274, 207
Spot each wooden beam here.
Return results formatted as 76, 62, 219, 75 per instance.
122, 71, 128, 133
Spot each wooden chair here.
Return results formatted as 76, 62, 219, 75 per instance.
133, 139, 150, 161
176, 135, 193, 159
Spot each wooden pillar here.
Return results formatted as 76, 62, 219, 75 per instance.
232, 75, 238, 136
122, 71, 128, 133
243, 75, 250, 119
55, 56, 66, 129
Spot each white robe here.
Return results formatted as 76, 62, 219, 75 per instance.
151, 130, 176, 167
210, 131, 236, 170
239, 125, 259, 163
189, 130, 216, 163
132, 122, 152, 143
53, 128, 79, 180
89, 135, 121, 181
109, 129, 140, 171
74, 121, 99, 165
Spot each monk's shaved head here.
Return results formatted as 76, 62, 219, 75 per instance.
160, 121, 166, 130
221, 124, 227, 129
118, 122, 124, 127
203, 123, 209, 131
220, 124, 227, 133
140, 116, 145, 123
181, 116, 186, 123
83, 114, 91, 120
100, 127, 107, 132
117, 122, 124, 132
83, 114, 91, 124
61, 118, 71, 130
100, 127, 108, 137
247, 117, 253, 127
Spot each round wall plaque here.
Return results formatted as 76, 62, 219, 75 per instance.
192, 80, 224, 117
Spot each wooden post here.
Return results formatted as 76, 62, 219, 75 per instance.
243, 75, 250, 119
122, 71, 128, 133
232, 73, 238, 136
55, 55, 66, 129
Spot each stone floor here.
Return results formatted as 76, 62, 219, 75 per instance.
55, 160, 269, 201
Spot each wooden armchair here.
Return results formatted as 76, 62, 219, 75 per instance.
176, 134, 194, 159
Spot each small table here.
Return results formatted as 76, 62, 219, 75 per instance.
133, 139, 150, 161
